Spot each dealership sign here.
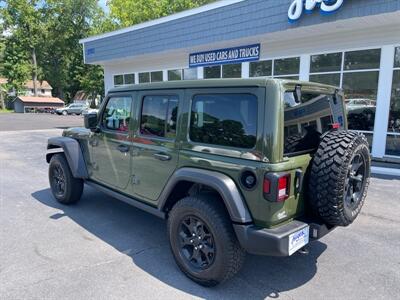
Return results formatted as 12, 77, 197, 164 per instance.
189, 44, 260, 68
288, 0, 344, 23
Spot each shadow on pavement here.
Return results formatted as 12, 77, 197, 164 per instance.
32, 187, 326, 299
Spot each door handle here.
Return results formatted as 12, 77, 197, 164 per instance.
153, 152, 171, 161
117, 144, 130, 153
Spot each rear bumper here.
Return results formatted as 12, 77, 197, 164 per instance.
234, 220, 334, 257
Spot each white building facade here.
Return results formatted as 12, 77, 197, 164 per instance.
80, 0, 400, 162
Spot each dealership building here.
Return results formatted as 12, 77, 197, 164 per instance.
80, 0, 400, 165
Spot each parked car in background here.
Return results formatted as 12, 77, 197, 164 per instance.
55, 103, 87, 115
82, 108, 99, 116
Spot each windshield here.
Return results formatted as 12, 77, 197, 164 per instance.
283, 90, 345, 156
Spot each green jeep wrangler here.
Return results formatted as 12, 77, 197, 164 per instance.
46, 79, 370, 286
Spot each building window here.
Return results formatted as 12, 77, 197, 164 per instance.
309, 74, 341, 86
395, 46, 400, 68
168, 69, 182, 81
114, 75, 123, 86
151, 71, 163, 82
41, 89, 45, 94
309, 53, 342, 86
308, 49, 382, 147
222, 64, 242, 78
189, 93, 257, 149
344, 49, 381, 71
114, 73, 135, 86
124, 74, 135, 84
139, 72, 150, 83
311, 52, 342, 73
249, 60, 272, 77
204, 64, 242, 79
183, 68, 197, 80
274, 57, 300, 77
204, 66, 221, 79
386, 47, 400, 156
140, 95, 178, 139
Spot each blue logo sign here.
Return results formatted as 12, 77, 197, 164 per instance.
189, 44, 260, 68
288, 0, 344, 23
86, 48, 96, 55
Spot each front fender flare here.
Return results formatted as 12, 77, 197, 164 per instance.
46, 137, 88, 179
158, 168, 253, 224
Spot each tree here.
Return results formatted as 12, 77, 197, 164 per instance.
108, 0, 215, 27
2, 0, 45, 97
40, 0, 108, 102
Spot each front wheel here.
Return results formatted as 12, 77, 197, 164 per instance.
62, 110, 68, 116
49, 154, 83, 204
167, 194, 245, 287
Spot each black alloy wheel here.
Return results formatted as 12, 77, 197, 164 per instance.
344, 153, 367, 211
51, 164, 66, 197
178, 215, 215, 270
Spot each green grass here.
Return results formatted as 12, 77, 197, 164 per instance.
0, 108, 13, 113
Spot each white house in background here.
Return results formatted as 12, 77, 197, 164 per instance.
0, 77, 53, 97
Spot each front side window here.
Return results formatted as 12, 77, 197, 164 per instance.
102, 96, 132, 132
190, 94, 257, 149
140, 95, 179, 138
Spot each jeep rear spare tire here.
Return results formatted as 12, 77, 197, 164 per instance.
309, 130, 370, 227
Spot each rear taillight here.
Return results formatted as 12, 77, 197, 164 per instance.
263, 173, 291, 202
331, 122, 340, 129
278, 175, 290, 202
263, 178, 271, 194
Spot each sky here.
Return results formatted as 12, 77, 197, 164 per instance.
98, 0, 110, 13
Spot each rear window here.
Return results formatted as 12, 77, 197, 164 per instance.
190, 94, 257, 149
283, 91, 344, 156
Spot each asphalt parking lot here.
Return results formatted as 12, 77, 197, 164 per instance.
0, 113, 83, 131
1, 114, 400, 299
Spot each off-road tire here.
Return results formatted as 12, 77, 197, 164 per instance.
49, 153, 83, 204
284, 134, 303, 153
309, 130, 370, 226
167, 194, 246, 287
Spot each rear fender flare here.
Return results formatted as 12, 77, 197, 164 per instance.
46, 137, 88, 179
158, 168, 253, 224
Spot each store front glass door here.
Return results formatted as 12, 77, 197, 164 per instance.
386, 47, 400, 157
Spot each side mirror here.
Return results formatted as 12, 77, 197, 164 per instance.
84, 113, 98, 131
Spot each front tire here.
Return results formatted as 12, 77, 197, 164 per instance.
167, 194, 245, 287
62, 110, 68, 116
49, 154, 83, 204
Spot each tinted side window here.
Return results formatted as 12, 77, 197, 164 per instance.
140, 95, 179, 138
190, 94, 257, 149
102, 96, 132, 132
